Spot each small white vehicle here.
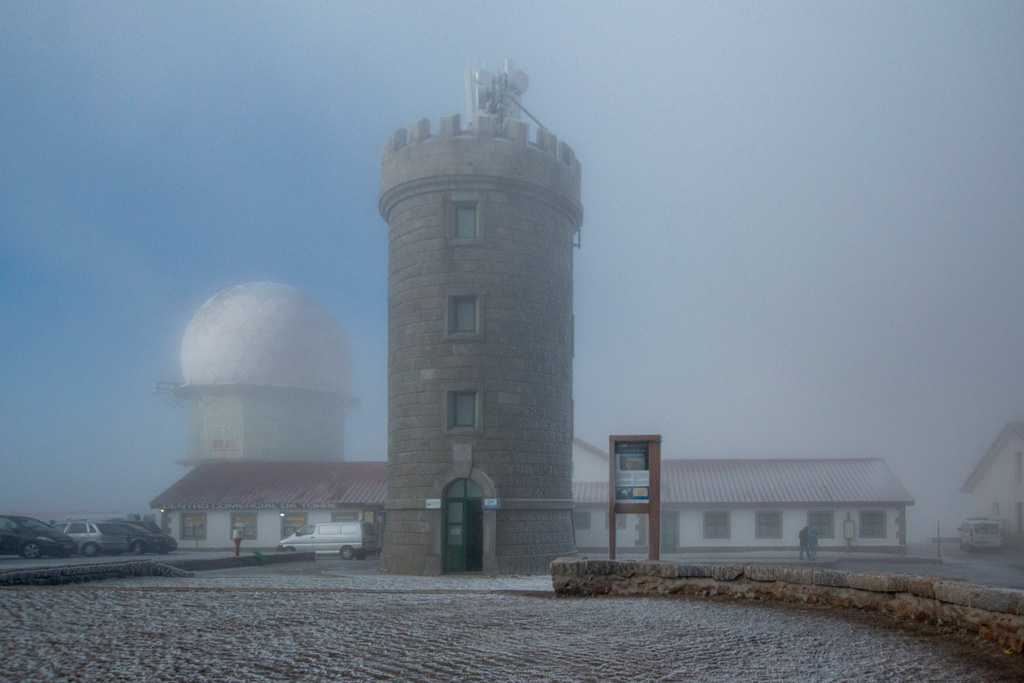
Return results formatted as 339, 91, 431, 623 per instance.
276, 522, 377, 560
959, 519, 1002, 552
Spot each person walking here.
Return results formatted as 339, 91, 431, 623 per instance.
798, 525, 809, 560
807, 527, 818, 560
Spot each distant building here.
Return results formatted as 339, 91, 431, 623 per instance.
961, 421, 1024, 543
571, 439, 914, 555
172, 282, 355, 470
151, 461, 386, 551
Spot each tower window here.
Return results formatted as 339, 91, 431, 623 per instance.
448, 391, 477, 429
448, 296, 477, 334
453, 203, 478, 239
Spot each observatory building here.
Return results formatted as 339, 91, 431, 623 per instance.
378, 63, 583, 574
173, 281, 355, 469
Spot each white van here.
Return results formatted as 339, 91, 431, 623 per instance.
959, 519, 1002, 552
277, 522, 377, 560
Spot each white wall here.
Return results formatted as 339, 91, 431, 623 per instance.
572, 441, 608, 482
573, 506, 904, 552
970, 432, 1024, 534
573, 510, 642, 551
164, 509, 366, 550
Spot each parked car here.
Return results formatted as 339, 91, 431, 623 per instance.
115, 522, 173, 555
0, 515, 76, 559
959, 518, 1003, 552
103, 518, 176, 551
276, 522, 378, 560
59, 521, 129, 557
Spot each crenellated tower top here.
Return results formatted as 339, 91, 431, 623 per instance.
379, 112, 582, 229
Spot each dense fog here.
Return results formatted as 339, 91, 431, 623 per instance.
2, 3, 1022, 542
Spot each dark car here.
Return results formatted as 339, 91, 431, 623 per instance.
0, 515, 76, 559
103, 518, 177, 551
115, 522, 173, 555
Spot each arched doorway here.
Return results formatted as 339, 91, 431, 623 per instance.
444, 478, 483, 572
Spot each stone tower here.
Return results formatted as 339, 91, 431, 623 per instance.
378, 79, 583, 574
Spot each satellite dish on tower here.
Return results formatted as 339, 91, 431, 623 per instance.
464, 59, 543, 131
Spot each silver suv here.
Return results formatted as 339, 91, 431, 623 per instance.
60, 521, 129, 557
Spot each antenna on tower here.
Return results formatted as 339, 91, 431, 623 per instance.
464, 58, 544, 131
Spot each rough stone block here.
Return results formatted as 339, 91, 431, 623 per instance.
549, 557, 582, 576
677, 564, 713, 578
969, 586, 1017, 613
638, 561, 679, 578
744, 565, 781, 583
710, 564, 744, 581
615, 561, 638, 578
777, 567, 816, 585
583, 560, 617, 576
907, 576, 939, 599
934, 580, 973, 606
813, 569, 851, 588
849, 571, 907, 593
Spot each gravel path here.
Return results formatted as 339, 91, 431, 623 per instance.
3, 570, 1024, 682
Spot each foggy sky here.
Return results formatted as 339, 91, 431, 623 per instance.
2, 2, 1022, 541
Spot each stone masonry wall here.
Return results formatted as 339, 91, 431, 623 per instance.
379, 113, 581, 574
551, 557, 1024, 654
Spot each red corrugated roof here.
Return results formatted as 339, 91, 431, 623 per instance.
574, 458, 914, 506
150, 461, 387, 509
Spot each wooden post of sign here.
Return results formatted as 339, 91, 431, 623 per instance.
608, 435, 662, 561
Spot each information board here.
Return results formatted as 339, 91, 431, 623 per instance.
614, 440, 650, 502
608, 435, 662, 561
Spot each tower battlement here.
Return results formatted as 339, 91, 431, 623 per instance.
379, 114, 582, 228
383, 113, 580, 176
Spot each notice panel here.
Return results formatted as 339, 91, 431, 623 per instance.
614, 440, 650, 502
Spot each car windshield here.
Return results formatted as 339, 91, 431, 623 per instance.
20, 517, 52, 530
95, 523, 124, 534
975, 523, 1000, 534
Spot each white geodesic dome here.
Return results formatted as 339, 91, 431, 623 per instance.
180, 282, 351, 393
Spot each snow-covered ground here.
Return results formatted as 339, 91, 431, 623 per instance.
3, 562, 1024, 682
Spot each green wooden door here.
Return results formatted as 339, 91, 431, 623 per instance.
444, 479, 483, 573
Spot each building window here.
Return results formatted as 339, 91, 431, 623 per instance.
573, 511, 591, 531
448, 296, 478, 334
452, 202, 478, 239
280, 512, 307, 538
755, 511, 782, 539
703, 511, 730, 539
859, 511, 886, 538
617, 514, 627, 530
808, 511, 834, 539
211, 425, 236, 451
230, 512, 257, 540
181, 513, 207, 540
331, 510, 360, 522
448, 391, 477, 429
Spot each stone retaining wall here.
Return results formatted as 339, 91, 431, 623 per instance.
551, 557, 1024, 654
0, 551, 315, 586
0, 561, 195, 586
